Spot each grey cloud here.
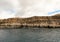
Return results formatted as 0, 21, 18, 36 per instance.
15, 0, 48, 17
0, 0, 14, 10
15, 0, 35, 17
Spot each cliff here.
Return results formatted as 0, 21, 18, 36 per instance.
0, 14, 60, 28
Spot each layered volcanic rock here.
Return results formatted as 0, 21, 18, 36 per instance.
0, 14, 60, 28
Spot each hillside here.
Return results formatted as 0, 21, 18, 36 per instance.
0, 14, 60, 28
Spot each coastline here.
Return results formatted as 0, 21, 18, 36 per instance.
0, 14, 60, 29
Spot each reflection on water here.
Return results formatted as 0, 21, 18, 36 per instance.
0, 28, 60, 42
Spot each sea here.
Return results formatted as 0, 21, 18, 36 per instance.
0, 28, 60, 42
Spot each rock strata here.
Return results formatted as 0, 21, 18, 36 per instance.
0, 14, 60, 28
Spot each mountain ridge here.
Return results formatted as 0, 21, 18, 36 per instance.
0, 14, 60, 28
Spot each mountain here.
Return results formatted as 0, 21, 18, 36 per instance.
0, 14, 60, 28
53, 14, 60, 16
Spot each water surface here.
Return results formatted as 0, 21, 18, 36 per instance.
0, 28, 60, 42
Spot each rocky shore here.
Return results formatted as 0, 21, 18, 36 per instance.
0, 14, 60, 29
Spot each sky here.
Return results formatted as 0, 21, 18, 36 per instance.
0, 0, 60, 19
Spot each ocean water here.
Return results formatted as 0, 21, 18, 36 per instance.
0, 28, 60, 42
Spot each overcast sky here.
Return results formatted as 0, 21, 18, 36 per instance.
0, 0, 60, 19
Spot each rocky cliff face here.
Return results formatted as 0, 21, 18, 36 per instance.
0, 14, 60, 28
